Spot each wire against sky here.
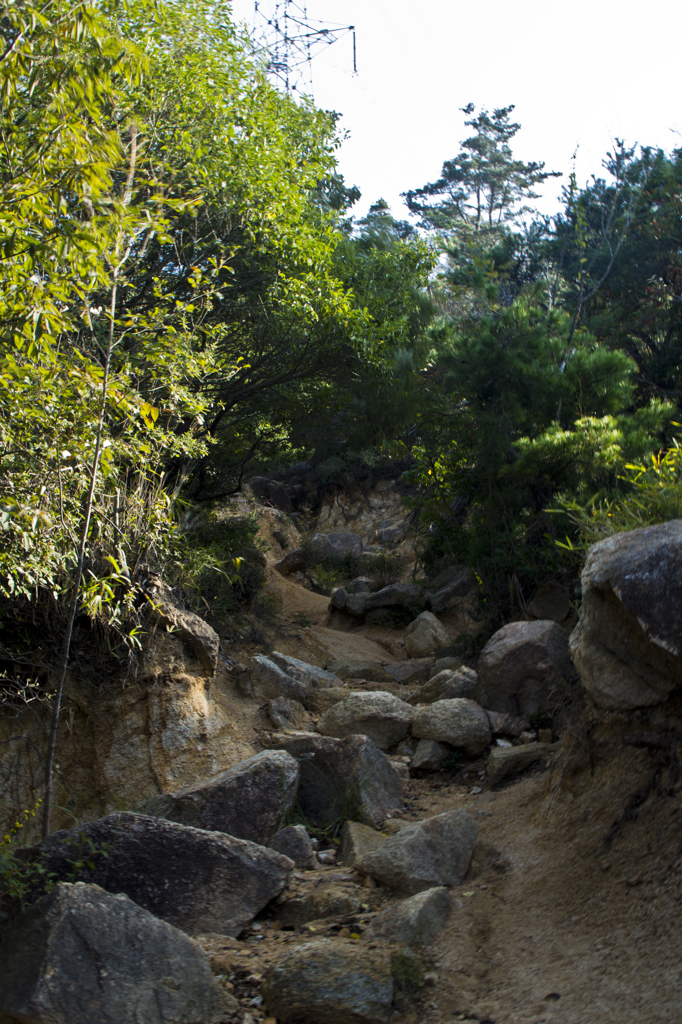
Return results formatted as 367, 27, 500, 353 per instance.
252, 0, 356, 94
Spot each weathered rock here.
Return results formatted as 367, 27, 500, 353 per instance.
160, 749, 299, 844
411, 738, 451, 771
34, 813, 293, 936
404, 611, 451, 658
429, 655, 463, 677
275, 548, 307, 576
327, 659, 394, 683
407, 666, 478, 706
570, 522, 682, 708
317, 692, 415, 750
268, 825, 317, 869
312, 531, 364, 559
251, 655, 309, 702
330, 586, 348, 609
473, 620, 574, 717
486, 710, 531, 738
412, 698, 491, 756
0, 883, 225, 1024
356, 809, 477, 895
488, 742, 555, 787
277, 884, 362, 928
270, 651, 342, 689
347, 576, 380, 594
365, 582, 423, 611
264, 939, 393, 1024
346, 592, 370, 616
267, 695, 310, 731
384, 658, 436, 686
366, 886, 451, 947
304, 687, 351, 715
527, 581, 571, 622
426, 566, 477, 614
338, 820, 389, 867
145, 581, 219, 676
266, 732, 403, 828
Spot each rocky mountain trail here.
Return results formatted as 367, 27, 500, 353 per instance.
3, 507, 682, 1024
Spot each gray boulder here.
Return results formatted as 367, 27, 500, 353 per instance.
412, 698, 491, 756
486, 709, 531, 737
268, 825, 317, 869
570, 521, 682, 708
488, 742, 555, 787
407, 666, 477, 706
312, 532, 364, 558
426, 566, 477, 614
330, 586, 348, 610
411, 738, 451, 771
160, 749, 299, 844
366, 886, 451, 947
317, 691, 415, 750
267, 695, 310, 730
338, 820, 389, 868
365, 582, 423, 611
251, 654, 309, 702
473, 619, 574, 717
326, 658, 394, 683
266, 732, 403, 828
527, 580, 571, 622
264, 939, 393, 1024
270, 651, 341, 689
275, 548, 307, 576
404, 611, 451, 658
346, 592, 370, 617
384, 658, 436, 686
145, 580, 219, 676
277, 885, 362, 928
0, 883, 225, 1024
356, 808, 477, 894
34, 813, 293, 936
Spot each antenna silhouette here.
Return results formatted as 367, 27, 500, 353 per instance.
252, 0, 356, 95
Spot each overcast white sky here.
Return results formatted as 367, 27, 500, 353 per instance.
230, 0, 682, 221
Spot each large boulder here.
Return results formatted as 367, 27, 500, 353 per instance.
158, 749, 299, 845
473, 620, 574, 717
264, 939, 393, 1024
407, 666, 477, 706
356, 808, 477, 894
488, 742, 555, 787
404, 611, 450, 658
0, 883, 225, 1024
412, 698, 491, 756
251, 653, 339, 702
366, 886, 451, 947
425, 566, 478, 614
317, 692, 415, 750
312, 532, 364, 559
570, 522, 682, 709
266, 732, 403, 828
365, 582, 423, 611
268, 824, 317, 869
338, 820, 388, 868
34, 813, 293, 936
145, 580, 219, 676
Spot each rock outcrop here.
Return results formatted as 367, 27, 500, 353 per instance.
266, 732, 403, 827
473, 619, 574, 716
264, 939, 394, 1024
158, 749, 299, 844
412, 698, 491, 756
316, 691, 415, 750
570, 521, 682, 708
0, 882, 225, 1024
356, 808, 477, 894
34, 813, 293, 936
